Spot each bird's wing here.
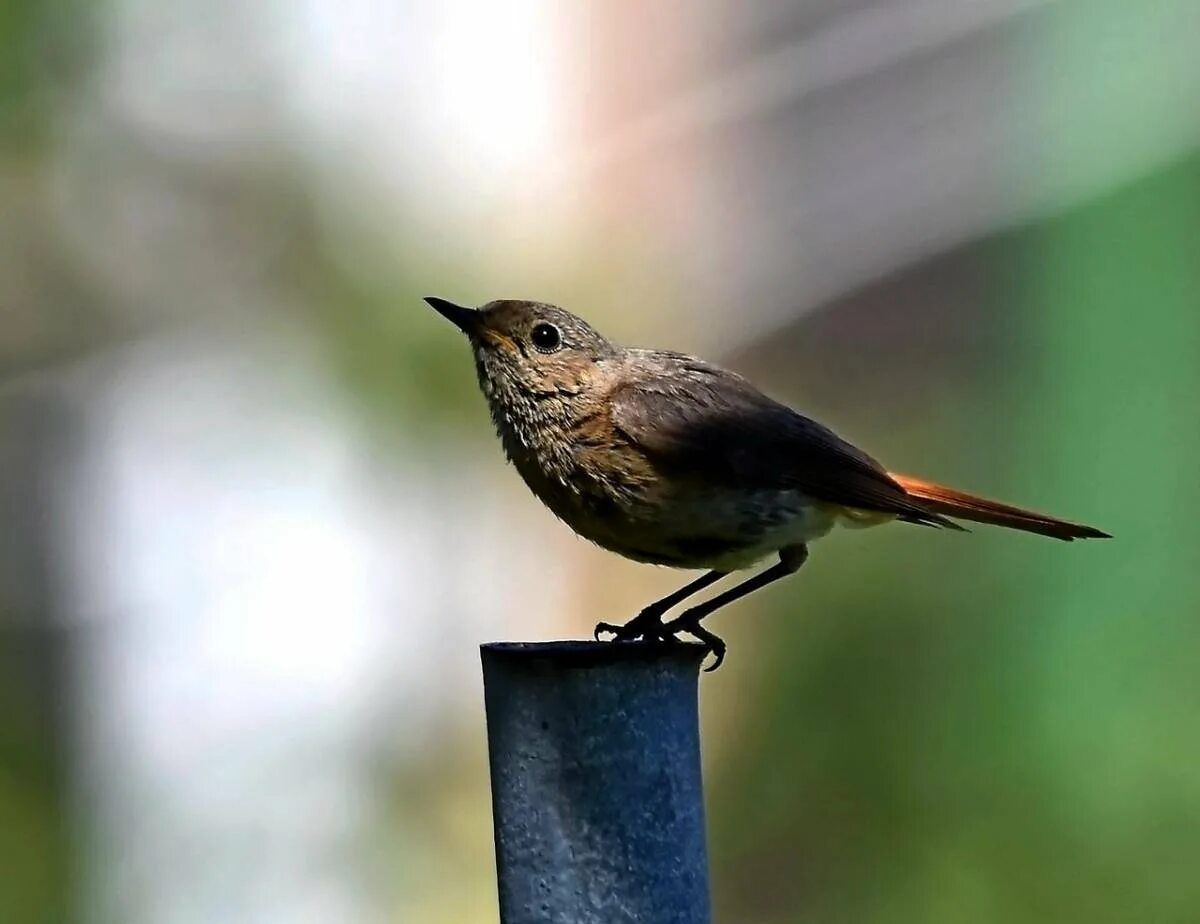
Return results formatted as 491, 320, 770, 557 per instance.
608, 357, 955, 527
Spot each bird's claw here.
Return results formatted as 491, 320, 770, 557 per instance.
593, 621, 625, 642
661, 612, 727, 671
689, 627, 727, 672
593, 607, 667, 643
595, 610, 727, 670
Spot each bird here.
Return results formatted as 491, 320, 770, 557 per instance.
426, 296, 1110, 670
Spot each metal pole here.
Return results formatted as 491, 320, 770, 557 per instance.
481, 641, 711, 924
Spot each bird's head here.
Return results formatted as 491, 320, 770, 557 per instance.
425, 297, 617, 402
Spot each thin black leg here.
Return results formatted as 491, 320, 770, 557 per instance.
664, 544, 809, 670
594, 570, 728, 642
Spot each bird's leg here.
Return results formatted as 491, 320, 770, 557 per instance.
663, 544, 809, 671
594, 570, 727, 642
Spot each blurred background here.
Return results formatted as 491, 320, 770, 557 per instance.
1, 0, 1197, 921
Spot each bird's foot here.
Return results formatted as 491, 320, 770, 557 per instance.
595, 608, 727, 671
661, 611, 727, 672
593, 608, 670, 643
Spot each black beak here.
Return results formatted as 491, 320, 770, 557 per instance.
425, 296, 480, 335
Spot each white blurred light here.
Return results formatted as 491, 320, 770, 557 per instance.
101, 0, 564, 224
425, 0, 559, 192
283, 0, 563, 218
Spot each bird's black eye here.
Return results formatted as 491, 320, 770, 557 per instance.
530, 322, 562, 352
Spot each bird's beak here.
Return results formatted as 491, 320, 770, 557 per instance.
425, 296, 480, 336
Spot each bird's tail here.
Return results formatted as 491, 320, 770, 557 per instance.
890, 474, 1111, 541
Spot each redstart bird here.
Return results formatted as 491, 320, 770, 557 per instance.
427, 296, 1109, 669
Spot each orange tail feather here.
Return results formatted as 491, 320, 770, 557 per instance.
890, 474, 1111, 542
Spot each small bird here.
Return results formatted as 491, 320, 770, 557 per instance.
427, 296, 1109, 669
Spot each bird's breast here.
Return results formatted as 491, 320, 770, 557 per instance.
496, 407, 839, 570
609, 488, 838, 569
527, 467, 837, 570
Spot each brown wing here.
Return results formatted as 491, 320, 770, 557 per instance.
608, 357, 958, 529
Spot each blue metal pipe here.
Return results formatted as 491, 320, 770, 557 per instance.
481, 641, 711, 924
